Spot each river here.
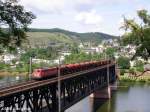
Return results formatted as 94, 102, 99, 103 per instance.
0, 75, 29, 88
66, 82, 150, 112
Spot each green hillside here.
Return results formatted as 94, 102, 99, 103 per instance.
29, 28, 117, 43
25, 32, 78, 48
25, 28, 117, 48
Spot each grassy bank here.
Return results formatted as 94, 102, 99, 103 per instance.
0, 71, 28, 77
119, 74, 150, 83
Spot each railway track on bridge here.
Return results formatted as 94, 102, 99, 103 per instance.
0, 63, 114, 98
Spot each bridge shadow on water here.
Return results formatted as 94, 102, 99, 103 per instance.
93, 98, 108, 112
39, 91, 116, 112
94, 90, 117, 112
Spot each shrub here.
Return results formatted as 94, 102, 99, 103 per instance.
0, 62, 6, 70
135, 60, 144, 72
136, 66, 144, 72
117, 56, 130, 69
129, 68, 135, 74
135, 60, 144, 67
120, 69, 126, 75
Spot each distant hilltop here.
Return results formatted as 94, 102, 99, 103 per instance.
26, 28, 118, 48
29, 28, 117, 41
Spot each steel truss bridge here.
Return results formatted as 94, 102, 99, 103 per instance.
0, 63, 116, 112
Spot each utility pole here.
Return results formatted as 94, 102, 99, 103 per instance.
107, 62, 111, 99
58, 55, 61, 112
29, 56, 32, 79
105, 52, 107, 60
107, 64, 110, 86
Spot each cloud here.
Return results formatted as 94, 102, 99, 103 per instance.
76, 0, 94, 5
19, 0, 100, 14
74, 9, 103, 32
75, 9, 102, 25
19, 0, 67, 13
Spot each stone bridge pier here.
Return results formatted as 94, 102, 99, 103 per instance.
90, 81, 117, 99
89, 81, 117, 111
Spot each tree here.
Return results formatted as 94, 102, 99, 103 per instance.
20, 48, 58, 62
117, 56, 130, 69
105, 47, 116, 59
0, 0, 36, 50
20, 49, 36, 62
121, 9, 150, 60
71, 43, 80, 54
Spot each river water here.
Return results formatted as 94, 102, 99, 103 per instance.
0, 75, 29, 88
66, 82, 150, 112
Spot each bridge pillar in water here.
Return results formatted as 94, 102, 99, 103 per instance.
110, 81, 117, 91
90, 82, 117, 99
91, 86, 111, 99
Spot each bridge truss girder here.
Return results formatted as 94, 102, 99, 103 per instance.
0, 65, 116, 112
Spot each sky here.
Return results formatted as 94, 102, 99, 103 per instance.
19, 0, 150, 36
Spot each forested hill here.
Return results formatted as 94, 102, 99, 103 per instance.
29, 28, 117, 43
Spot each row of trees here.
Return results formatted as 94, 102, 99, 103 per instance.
64, 46, 117, 64
20, 47, 58, 62
64, 52, 105, 64
0, 47, 59, 73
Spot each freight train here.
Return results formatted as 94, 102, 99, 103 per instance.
32, 60, 111, 79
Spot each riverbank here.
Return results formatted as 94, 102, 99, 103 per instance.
119, 72, 150, 82
0, 71, 29, 77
